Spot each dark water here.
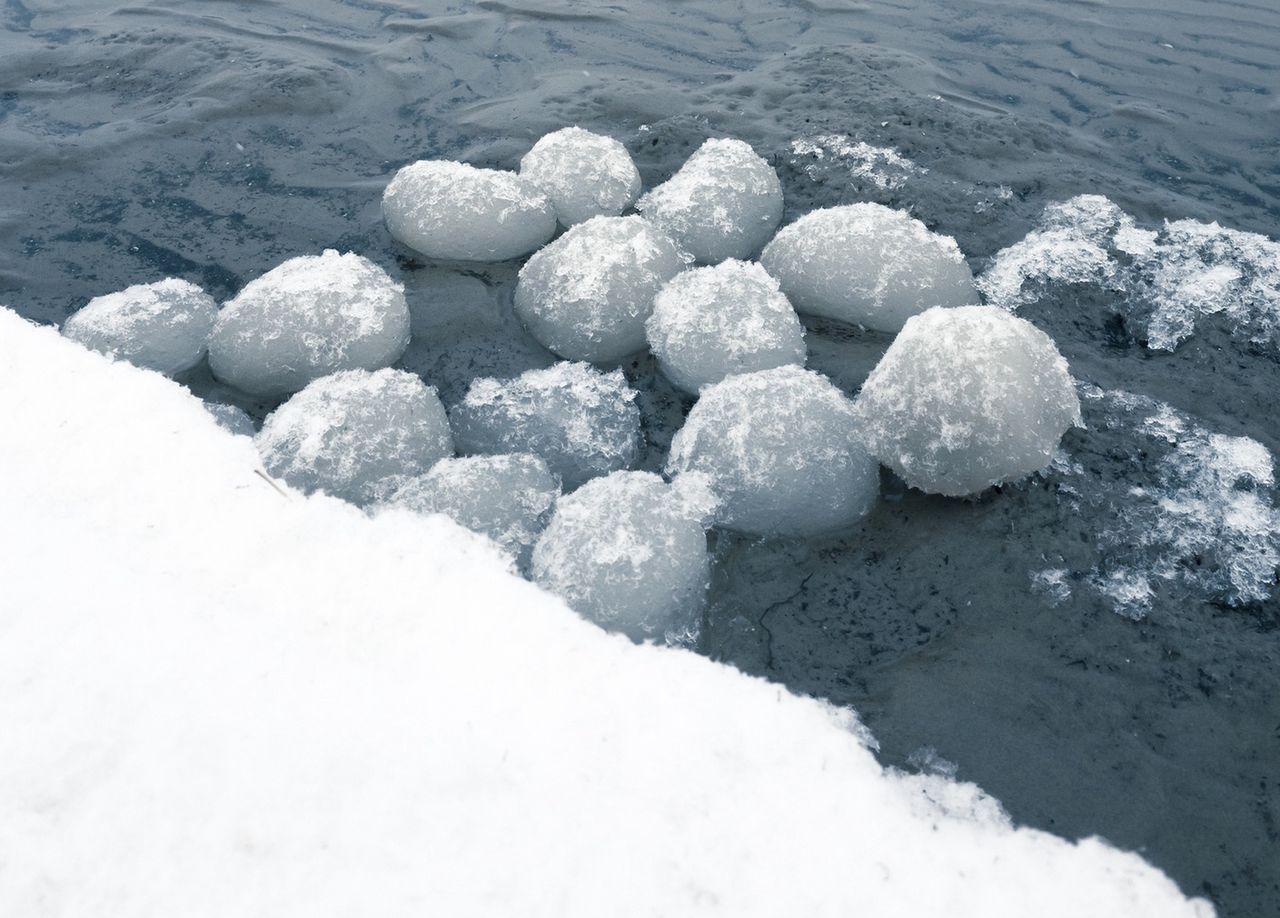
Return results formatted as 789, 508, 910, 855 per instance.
3, 1, 1279, 914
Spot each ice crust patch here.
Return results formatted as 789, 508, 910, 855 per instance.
789, 135, 924, 191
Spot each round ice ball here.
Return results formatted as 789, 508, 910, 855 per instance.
854, 305, 1082, 497
514, 216, 687, 363
256, 368, 453, 505
208, 250, 410, 398
637, 137, 783, 264
203, 401, 255, 437
532, 471, 711, 644
646, 259, 806, 394
760, 203, 978, 333
519, 127, 642, 227
62, 278, 217, 377
666, 365, 878, 537
382, 160, 556, 262
450, 362, 640, 491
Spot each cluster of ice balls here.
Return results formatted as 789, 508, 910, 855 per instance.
59, 125, 1083, 644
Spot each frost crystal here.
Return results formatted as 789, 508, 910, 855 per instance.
789, 135, 923, 191
519, 127, 642, 227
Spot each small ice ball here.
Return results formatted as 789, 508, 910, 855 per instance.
519, 127, 642, 226
637, 137, 783, 264
256, 368, 453, 505
760, 203, 978, 333
532, 471, 711, 643
666, 365, 878, 537
62, 278, 217, 376
450, 362, 640, 491
203, 401, 255, 437
514, 216, 686, 363
854, 305, 1082, 497
382, 160, 556, 262
646, 259, 806, 394
208, 250, 410, 398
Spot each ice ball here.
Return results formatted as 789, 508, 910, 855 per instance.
854, 305, 1082, 497
760, 203, 978, 332
514, 216, 686, 363
203, 401, 255, 437
519, 127, 642, 226
208, 250, 410, 398
62, 278, 217, 377
637, 137, 783, 264
382, 160, 556, 262
646, 259, 806, 394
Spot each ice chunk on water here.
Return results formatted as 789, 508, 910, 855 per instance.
637, 137, 783, 264
646, 259, 806, 394
855, 305, 1081, 497
256, 368, 453, 505
789, 135, 923, 192
382, 160, 556, 262
532, 470, 710, 644
514, 216, 686, 363
760, 203, 978, 333
61, 278, 217, 376
666, 365, 878, 537
208, 250, 410, 398
519, 127, 642, 227
203, 400, 255, 437
450, 362, 640, 490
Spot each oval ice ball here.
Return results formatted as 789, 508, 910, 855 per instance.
666, 365, 878, 537
760, 203, 978, 333
519, 127, 642, 227
532, 471, 711, 644
382, 160, 556, 262
450, 362, 640, 491
636, 137, 783, 264
854, 305, 1082, 497
646, 259, 806, 394
62, 278, 217, 377
256, 368, 453, 505
514, 216, 687, 363
208, 250, 410, 398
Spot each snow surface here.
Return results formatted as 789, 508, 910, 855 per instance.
519, 127, 642, 226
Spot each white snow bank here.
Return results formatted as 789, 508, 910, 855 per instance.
0, 309, 1213, 917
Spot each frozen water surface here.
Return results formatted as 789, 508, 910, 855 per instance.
519, 127, 642, 226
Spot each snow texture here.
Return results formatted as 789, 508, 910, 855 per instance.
519, 127, 642, 226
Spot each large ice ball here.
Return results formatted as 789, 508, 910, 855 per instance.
514, 216, 686, 363
62, 278, 217, 377
854, 305, 1082, 497
646, 259, 806, 394
382, 160, 556, 262
760, 203, 978, 333
519, 127, 642, 227
208, 250, 410, 398
636, 137, 783, 264
666, 365, 878, 537
256, 368, 453, 505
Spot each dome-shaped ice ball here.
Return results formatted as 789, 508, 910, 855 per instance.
636, 138, 783, 264
62, 279, 217, 377
382, 160, 556, 262
450, 362, 640, 491
532, 471, 711, 644
666, 365, 878, 537
514, 216, 687, 363
854, 305, 1082, 497
646, 259, 806, 394
256, 368, 453, 505
760, 203, 978, 333
208, 250, 410, 398
519, 127, 642, 227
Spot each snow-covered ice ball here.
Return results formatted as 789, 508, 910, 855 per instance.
382, 160, 556, 262
532, 471, 712, 643
666, 365, 878, 537
203, 401, 255, 437
519, 127, 642, 227
760, 203, 978, 333
514, 216, 687, 363
637, 137, 783, 264
256, 368, 453, 505
855, 305, 1082, 497
61, 278, 217, 376
646, 259, 806, 394
450, 362, 640, 490
208, 250, 409, 398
